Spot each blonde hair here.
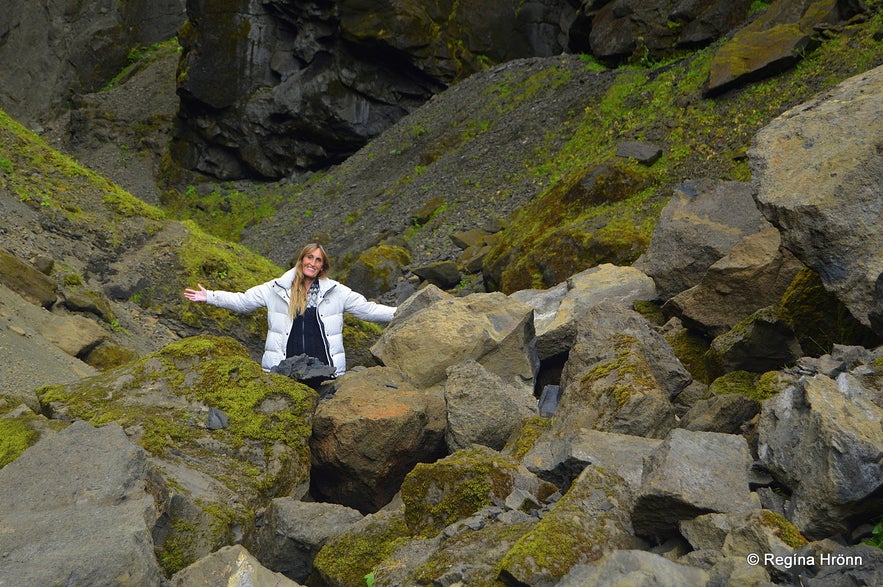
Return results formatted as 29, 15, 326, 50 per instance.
289, 243, 330, 317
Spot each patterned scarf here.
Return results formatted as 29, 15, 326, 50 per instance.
306, 280, 320, 309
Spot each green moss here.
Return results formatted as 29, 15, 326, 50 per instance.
0, 418, 39, 468
342, 314, 385, 369
402, 519, 535, 587
665, 328, 712, 384
162, 184, 282, 242
708, 370, 758, 398
777, 267, 882, 356
157, 518, 199, 574
633, 300, 666, 326
753, 371, 788, 402
503, 416, 552, 461
37, 335, 315, 494
484, 163, 662, 292
401, 446, 520, 537
761, 510, 808, 549
172, 220, 282, 340
500, 466, 629, 581
84, 344, 140, 371
312, 511, 412, 587
576, 334, 659, 412
0, 108, 166, 248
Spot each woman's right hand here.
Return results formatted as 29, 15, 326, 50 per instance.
184, 283, 208, 302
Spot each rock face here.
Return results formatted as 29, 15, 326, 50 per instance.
705, 0, 866, 95
0, 0, 184, 127
173, 0, 574, 179
750, 63, 883, 337
0, 421, 163, 586
587, 0, 753, 63
173, 0, 768, 179
633, 179, 771, 302
758, 373, 883, 538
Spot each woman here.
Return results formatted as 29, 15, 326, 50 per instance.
184, 243, 396, 376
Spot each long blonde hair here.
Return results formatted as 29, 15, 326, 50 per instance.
289, 243, 331, 317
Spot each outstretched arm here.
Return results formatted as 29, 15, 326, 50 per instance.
184, 283, 208, 302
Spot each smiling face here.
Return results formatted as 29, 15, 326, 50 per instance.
300, 247, 326, 282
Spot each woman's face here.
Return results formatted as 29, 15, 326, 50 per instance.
301, 248, 325, 280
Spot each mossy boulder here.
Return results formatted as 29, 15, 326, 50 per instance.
708, 369, 793, 403
705, 0, 861, 95
344, 244, 411, 299
375, 513, 537, 587
482, 161, 661, 293
704, 306, 802, 377
557, 332, 677, 439
36, 334, 317, 573
400, 445, 557, 538
310, 509, 412, 587
499, 465, 634, 585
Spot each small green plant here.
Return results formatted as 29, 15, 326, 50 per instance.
866, 519, 883, 548
750, 1, 772, 15
0, 156, 12, 174
365, 571, 376, 586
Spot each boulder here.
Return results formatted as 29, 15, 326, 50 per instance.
616, 140, 663, 165
750, 63, 883, 335
757, 373, 883, 538
245, 498, 363, 582
555, 302, 689, 439
0, 420, 163, 586
311, 509, 412, 587
0, 284, 98, 409
663, 227, 803, 338
0, 247, 56, 307
390, 283, 453, 322
171, 545, 302, 587
521, 428, 662, 492
372, 291, 537, 390
633, 178, 770, 301
678, 393, 760, 434
310, 366, 446, 513
371, 505, 537, 587
557, 550, 710, 587
706, 306, 803, 374
680, 510, 807, 570
632, 429, 758, 537
706, 0, 865, 95
400, 444, 557, 537
411, 259, 462, 290
36, 335, 316, 573
512, 264, 657, 360
444, 359, 537, 452
345, 244, 410, 300
800, 543, 883, 586
499, 465, 635, 586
